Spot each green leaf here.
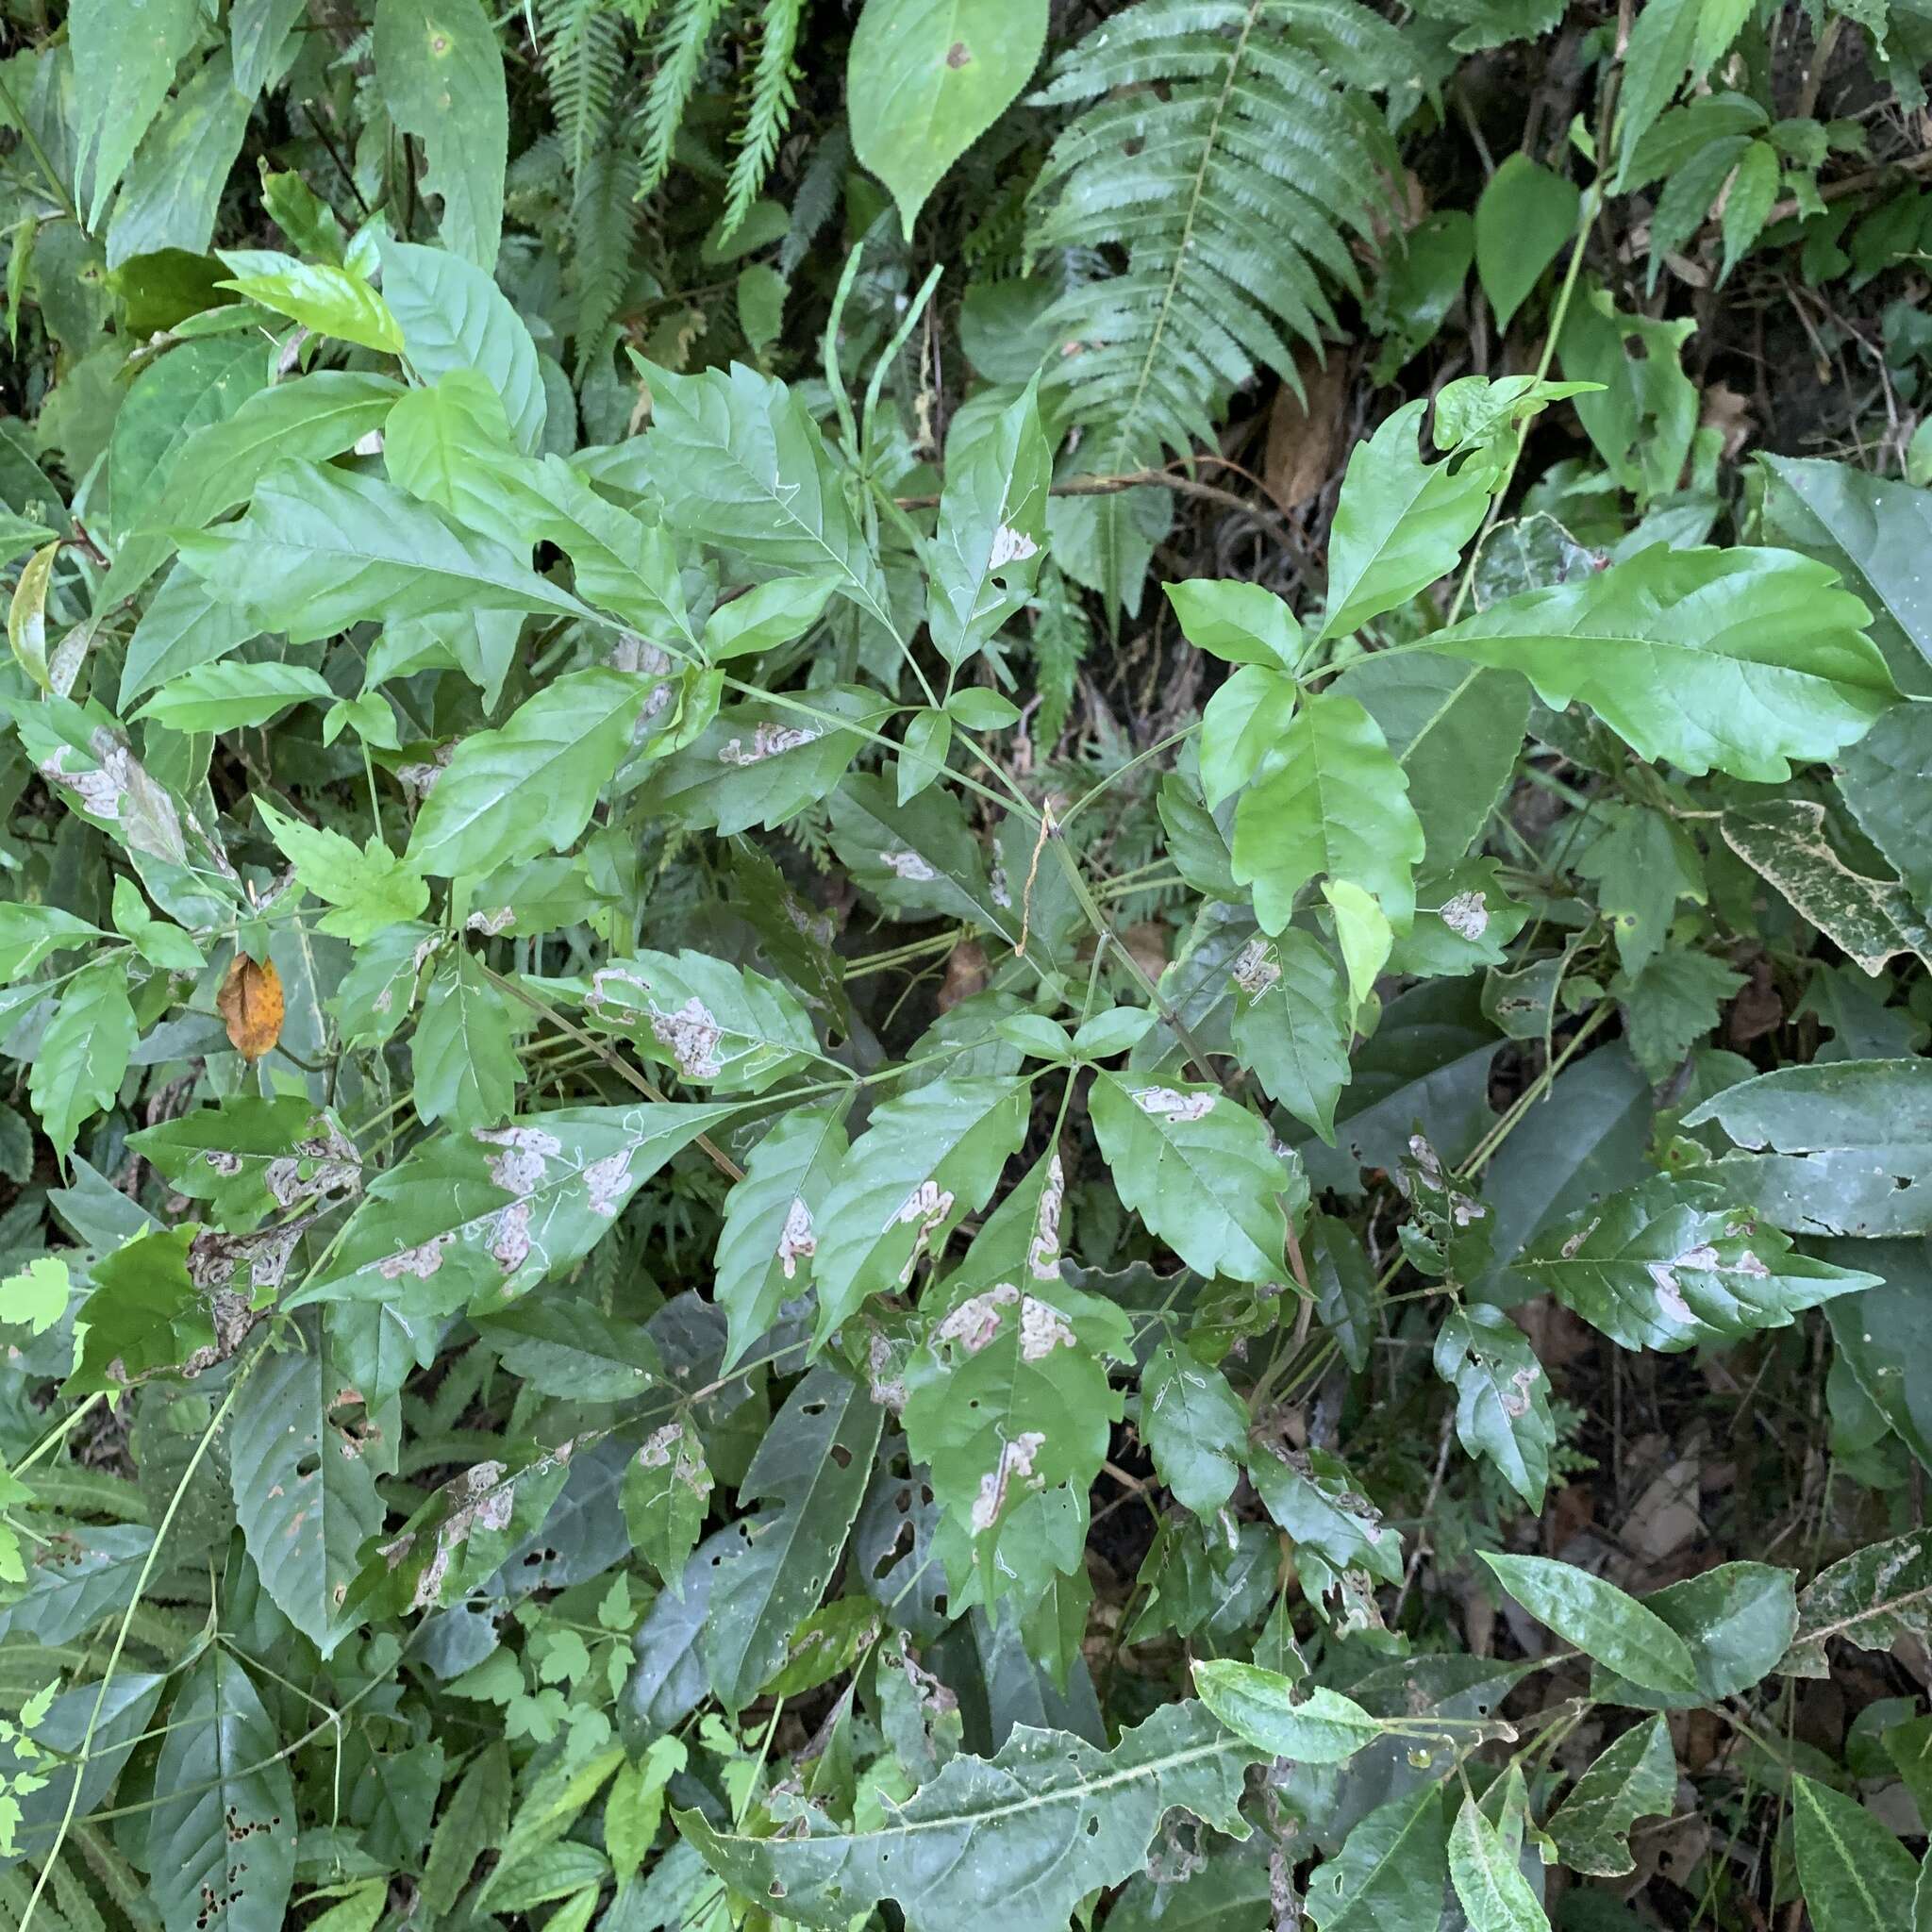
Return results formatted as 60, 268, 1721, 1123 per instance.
1722, 799, 1932, 976
8, 540, 57, 691
1231, 690, 1425, 934
812, 1075, 1030, 1341
66, 1227, 214, 1395
848, 0, 1047, 238
702, 575, 839, 662
299, 1103, 742, 1317
30, 956, 136, 1165
379, 239, 546, 454
1474, 154, 1579, 332
475, 1296, 661, 1399
1545, 1716, 1674, 1876
677, 1701, 1260, 1932
1428, 546, 1893, 781
1790, 1774, 1920, 1932
105, 54, 254, 270
1587, 1563, 1795, 1709
579, 949, 821, 1094
254, 798, 429, 943
1200, 665, 1299, 810
1141, 1342, 1248, 1517
405, 669, 650, 876
1837, 704, 1932, 907
231, 1313, 387, 1657
712, 1101, 850, 1369
1432, 1304, 1554, 1509
1191, 1664, 1382, 1763
1304, 1780, 1452, 1932
1166, 579, 1304, 671
903, 1274, 1128, 1588
218, 253, 403, 351
0, 902, 103, 978
927, 380, 1050, 668
73, 0, 205, 225
1448, 1794, 1549, 1932
1320, 400, 1495, 641
145, 1650, 294, 1932
1090, 1072, 1293, 1285
119, 561, 262, 710
1479, 1552, 1700, 1699
128, 1095, 359, 1232
1680, 1058, 1932, 1238
420, 1741, 510, 1919
414, 949, 521, 1128
622, 1416, 713, 1589
704, 1366, 883, 1711
639, 687, 884, 835
176, 462, 588, 643
1523, 1174, 1880, 1351
375, 0, 508, 272
1782, 1530, 1932, 1678
134, 658, 334, 732
1574, 804, 1706, 978
1248, 1442, 1405, 1591
0, 1523, 152, 1646
1718, 139, 1778, 280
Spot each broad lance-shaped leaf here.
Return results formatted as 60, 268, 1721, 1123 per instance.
1089, 1072, 1295, 1286
1320, 398, 1496, 641
1581, 1563, 1790, 1711
703, 1367, 883, 1712
231, 1314, 386, 1657
926, 380, 1050, 668
1191, 1662, 1383, 1763
1480, 1552, 1700, 1699
676, 1701, 1260, 1932
413, 950, 521, 1129
0, 1524, 154, 1646
1681, 1058, 1932, 1238
176, 462, 590, 644
1722, 798, 1932, 976
1232, 689, 1425, 935
1304, 1780, 1451, 1932
811, 1076, 1030, 1343
406, 669, 652, 877
1782, 1528, 1932, 1678
1228, 930, 1353, 1143
135, 658, 334, 733
1448, 1796, 1549, 1932
713, 1102, 850, 1369
1433, 1304, 1555, 1509
30, 955, 136, 1165
474, 1296, 662, 1400
1521, 1175, 1880, 1352
1426, 544, 1892, 782
1790, 1774, 1920, 1932
903, 1274, 1130, 1591
1545, 1715, 1674, 1875
293, 1103, 742, 1318
640, 686, 887, 836
145, 1650, 296, 1932
578, 949, 821, 1094
129, 1095, 361, 1233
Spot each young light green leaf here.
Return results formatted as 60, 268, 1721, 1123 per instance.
1480, 1552, 1700, 1699
1320, 398, 1496, 641
255, 798, 429, 942
1191, 1663, 1382, 1763
135, 658, 334, 732
1474, 153, 1579, 332
1200, 664, 1299, 809
1232, 690, 1424, 934
218, 253, 403, 351
1166, 579, 1303, 670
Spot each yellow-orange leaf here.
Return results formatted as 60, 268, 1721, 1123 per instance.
218, 953, 284, 1061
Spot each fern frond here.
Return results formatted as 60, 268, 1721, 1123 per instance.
637, 0, 734, 196
780, 124, 848, 279
719, 0, 804, 238
1029, 0, 1414, 536
572, 118, 643, 375
537, 0, 631, 178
